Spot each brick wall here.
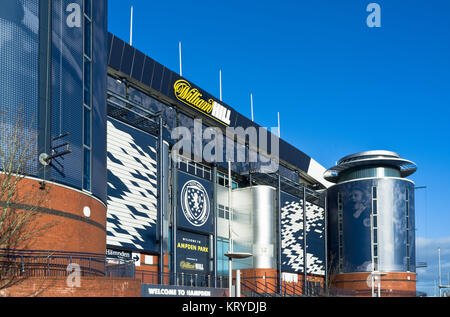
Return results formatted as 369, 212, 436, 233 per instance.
9, 178, 107, 255
331, 272, 417, 297
135, 253, 170, 285
1, 277, 141, 297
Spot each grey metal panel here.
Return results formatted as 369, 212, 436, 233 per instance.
91, 0, 108, 203
377, 178, 415, 272
252, 186, 276, 269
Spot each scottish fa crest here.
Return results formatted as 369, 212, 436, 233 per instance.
181, 180, 210, 227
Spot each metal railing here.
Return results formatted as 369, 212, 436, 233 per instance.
136, 270, 218, 288
0, 249, 136, 279
240, 275, 324, 297
136, 270, 326, 297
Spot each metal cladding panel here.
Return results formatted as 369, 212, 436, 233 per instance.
106, 118, 159, 253
252, 186, 276, 269
327, 178, 415, 273
91, 0, 108, 203
0, 0, 39, 175
326, 189, 340, 272
131, 49, 145, 82
278, 138, 311, 173
280, 191, 325, 276
376, 179, 415, 272
177, 171, 214, 235
151, 61, 164, 92
120, 43, 134, 76
108, 35, 124, 71
141, 57, 155, 87
107, 32, 113, 61
49, 0, 108, 202
160, 69, 172, 97
50, 0, 83, 189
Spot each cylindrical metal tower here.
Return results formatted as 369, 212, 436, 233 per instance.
325, 151, 417, 296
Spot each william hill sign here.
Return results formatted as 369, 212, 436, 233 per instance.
173, 79, 231, 126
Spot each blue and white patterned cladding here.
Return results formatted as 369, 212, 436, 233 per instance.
281, 193, 325, 276
106, 119, 159, 253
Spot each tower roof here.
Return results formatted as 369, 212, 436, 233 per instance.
324, 150, 417, 183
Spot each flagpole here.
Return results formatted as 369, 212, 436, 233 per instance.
129, 6, 133, 46
220, 70, 222, 101
278, 112, 281, 137
179, 41, 183, 76
250, 93, 254, 121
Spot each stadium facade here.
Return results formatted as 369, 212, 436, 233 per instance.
0, 0, 417, 297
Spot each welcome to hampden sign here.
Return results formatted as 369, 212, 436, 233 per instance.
141, 284, 227, 297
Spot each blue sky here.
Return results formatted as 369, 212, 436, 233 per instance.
107, 0, 450, 296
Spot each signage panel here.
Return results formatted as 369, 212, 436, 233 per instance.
176, 230, 210, 275
141, 284, 227, 297
177, 171, 213, 234
172, 79, 231, 127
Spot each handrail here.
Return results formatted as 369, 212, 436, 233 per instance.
0, 249, 136, 279
0, 249, 109, 258
240, 279, 277, 297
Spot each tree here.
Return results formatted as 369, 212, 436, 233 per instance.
0, 107, 54, 292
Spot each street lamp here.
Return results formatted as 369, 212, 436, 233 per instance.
225, 160, 252, 297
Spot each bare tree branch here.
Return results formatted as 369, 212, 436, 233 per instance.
0, 106, 56, 291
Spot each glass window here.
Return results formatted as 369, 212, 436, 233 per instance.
84, 17, 91, 58
84, 0, 92, 18
217, 238, 229, 277
83, 59, 91, 106
218, 205, 224, 218
83, 107, 91, 147
83, 147, 91, 191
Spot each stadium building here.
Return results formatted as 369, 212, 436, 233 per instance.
0, 0, 417, 297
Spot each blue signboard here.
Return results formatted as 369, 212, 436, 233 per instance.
177, 171, 213, 234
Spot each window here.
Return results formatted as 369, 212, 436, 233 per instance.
217, 238, 230, 277
218, 205, 232, 220
217, 171, 238, 189
405, 187, 411, 271
371, 186, 379, 271
83, 58, 91, 106
83, 105, 91, 148
175, 155, 212, 181
337, 192, 344, 272
82, 0, 92, 191
83, 147, 91, 190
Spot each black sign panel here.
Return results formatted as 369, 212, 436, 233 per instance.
176, 230, 210, 275
177, 171, 213, 234
141, 284, 227, 297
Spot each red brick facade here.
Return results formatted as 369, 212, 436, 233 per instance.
330, 272, 417, 297
1, 177, 143, 297
1, 277, 141, 297
13, 178, 107, 254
